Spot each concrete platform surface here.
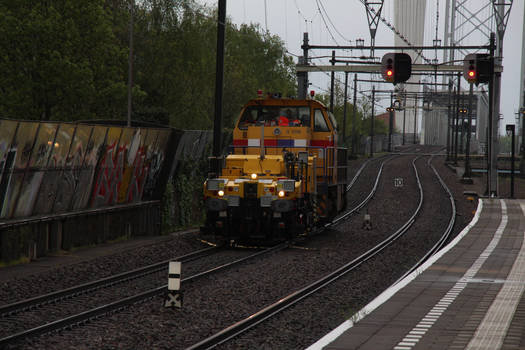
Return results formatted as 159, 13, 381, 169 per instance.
309, 199, 525, 350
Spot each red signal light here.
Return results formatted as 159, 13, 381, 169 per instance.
386, 70, 393, 77
468, 70, 475, 78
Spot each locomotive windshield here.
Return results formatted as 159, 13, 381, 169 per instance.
238, 106, 310, 129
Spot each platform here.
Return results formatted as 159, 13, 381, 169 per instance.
309, 199, 525, 350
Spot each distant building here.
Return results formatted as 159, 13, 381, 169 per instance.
421, 85, 489, 154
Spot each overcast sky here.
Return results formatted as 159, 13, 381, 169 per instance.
198, 0, 524, 131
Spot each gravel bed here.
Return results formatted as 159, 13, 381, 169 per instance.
220, 153, 474, 350
6, 149, 477, 349
0, 231, 208, 307
0, 248, 253, 340
14, 154, 423, 349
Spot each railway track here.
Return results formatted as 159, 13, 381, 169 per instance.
185, 153, 458, 349
5, 148, 462, 346
0, 155, 394, 348
0, 244, 287, 347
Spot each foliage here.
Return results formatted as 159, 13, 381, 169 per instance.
315, 80, 387, 147
0, 0, 129, 121
162, 180, 175, 233
172, 156, 208, 228
0, 0, 296, 128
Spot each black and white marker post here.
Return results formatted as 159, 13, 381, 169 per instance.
164, 261, 182, 308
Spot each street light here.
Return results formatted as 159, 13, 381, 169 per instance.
506, 124, 515, 198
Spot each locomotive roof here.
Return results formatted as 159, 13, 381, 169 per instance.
243, 98, 328, 109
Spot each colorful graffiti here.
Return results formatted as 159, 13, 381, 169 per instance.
0, 119, 174, 220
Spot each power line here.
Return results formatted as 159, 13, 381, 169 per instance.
315, 0, 339, 46
358, 0, 432, 64
316, 0, 353, 44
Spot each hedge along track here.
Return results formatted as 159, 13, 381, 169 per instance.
0, 243, 291, 347
185, 155, 426, 350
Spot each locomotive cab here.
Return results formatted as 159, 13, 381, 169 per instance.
203, 94, 348, 243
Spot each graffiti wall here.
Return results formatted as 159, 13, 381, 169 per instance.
0, 119, 174, 220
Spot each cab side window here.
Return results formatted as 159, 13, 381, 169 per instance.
314, 109, 330, 132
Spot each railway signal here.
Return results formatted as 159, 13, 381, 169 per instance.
381, 53, 412, 84
463, 53, 491, 84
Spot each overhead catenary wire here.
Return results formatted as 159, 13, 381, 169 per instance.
315, 0, 340, 46
316, 0, 353, 44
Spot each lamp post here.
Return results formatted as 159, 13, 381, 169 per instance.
388, 91, 394, 152
370, 86, 375, 158
461, 82, 474, 184
387, 105, 394, 152
520, 107, 525, 177
459, 108, 467, 153
506, 124, 515, 198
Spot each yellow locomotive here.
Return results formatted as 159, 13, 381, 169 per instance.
203, 93, 348, 242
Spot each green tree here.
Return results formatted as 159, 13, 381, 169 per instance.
315, 80, 387, 147
0, 0, 296, 127
0, 0, 128, 121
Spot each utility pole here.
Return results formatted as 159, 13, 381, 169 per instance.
446, 79, 452, 161
451, 86, 457, 162
343, 69, 349, 144
388, 92, 394, 152
490, 0, 513, 195
462, 82, 474, 184
402, 102, 406, 146
371, 86, 375, 157
127, 0, 134, 127
330, 50, 335, 113
454, 73, 461, 164
211, 0, 226, 176
487, 33, 497, 196
298, 33, 309, 99
413, 93, 418, 144
459, 104, 465, 154
352, 74, 358, 156
521, 3, 525, 176
506, 124, 515, 198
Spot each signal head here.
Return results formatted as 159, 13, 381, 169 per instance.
381, 53, 412, 84
463, 54, 479, 84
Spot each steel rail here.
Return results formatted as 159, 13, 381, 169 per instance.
331, 155, 397, 226
394, 155, 457, 284
0, 246, 216, 318
186, 156, 425, 350
0, 243, 288, 347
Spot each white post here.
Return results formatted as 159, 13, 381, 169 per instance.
164, 261, 182, 308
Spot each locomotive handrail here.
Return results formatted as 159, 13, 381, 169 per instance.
227, 144, 348, 185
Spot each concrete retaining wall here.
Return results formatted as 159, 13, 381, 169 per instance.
0, 201, 160, 264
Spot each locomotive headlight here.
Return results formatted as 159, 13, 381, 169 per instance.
278, 190, 285, 198
218, 190, 225, 197
251, 173, 258, 180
